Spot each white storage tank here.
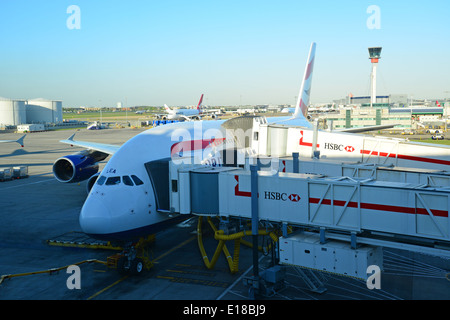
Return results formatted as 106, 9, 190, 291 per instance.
27, 98, 63, 123
0, 98, 27, 126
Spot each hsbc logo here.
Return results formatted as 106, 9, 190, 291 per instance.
264, 191, 301, 203
324, 142, 355, 153
344, 145, 355, 152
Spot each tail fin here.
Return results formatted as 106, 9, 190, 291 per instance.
16, 134, 26, 147
197, 94, 204, 113
293, 42, 316, 119
436, 101, 442, 107
164, 104, 174, 114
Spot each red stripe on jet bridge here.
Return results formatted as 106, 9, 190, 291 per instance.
170, 138, 225, 156
299, 131, 319, 148
309, 197, 448, 217
360, 149, 450, 166
234, 175, 252, 197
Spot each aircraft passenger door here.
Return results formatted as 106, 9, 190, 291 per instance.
144, 158, 170, 212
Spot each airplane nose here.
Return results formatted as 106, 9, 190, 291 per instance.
79, 197, 112, 236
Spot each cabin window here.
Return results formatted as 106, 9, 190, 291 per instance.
97, 175, 106, 185
122, 175, 134, 186
131, 175, 144, 186
105, 176, 121, 185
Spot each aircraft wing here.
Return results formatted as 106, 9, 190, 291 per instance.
60, 133, 120, 155
179, 114, 208, 121
198, 109, 220, 115
180, 115, 193, 121
338, 124, 397, 133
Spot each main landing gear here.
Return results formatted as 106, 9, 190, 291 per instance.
107, 235, 155, 275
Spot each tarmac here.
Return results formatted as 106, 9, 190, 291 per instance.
0, 128, 449, 302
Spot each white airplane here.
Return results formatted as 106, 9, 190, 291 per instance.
156, 94, 218, 121
87, 121, 104, 130
52, 42, 397, 273
0, 134, 26, 147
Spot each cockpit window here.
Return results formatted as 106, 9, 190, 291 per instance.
131, 175, 144, 185
97, 175, 106, 185
122, 175, 134, 186
105, 176, 121, 185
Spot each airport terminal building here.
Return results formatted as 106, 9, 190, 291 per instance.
316, 106, 412, 130
323, 94, 449, 130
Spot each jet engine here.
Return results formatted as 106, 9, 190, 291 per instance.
53, 150, 109, 183
86, 172, 100, 193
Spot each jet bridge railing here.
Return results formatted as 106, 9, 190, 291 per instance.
271, 155, 450, 187
307, 178, 364, 233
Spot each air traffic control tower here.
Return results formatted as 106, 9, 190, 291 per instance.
368, 47, 382, 107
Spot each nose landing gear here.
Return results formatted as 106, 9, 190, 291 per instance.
107, 235, 155, 275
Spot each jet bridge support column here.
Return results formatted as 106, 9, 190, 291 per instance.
292, 152, 299, 173
250, 165, 260, 298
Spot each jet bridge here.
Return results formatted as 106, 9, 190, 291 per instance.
231, 116, 450, 171
214, 169, 450, 244
168, 155, 450, 278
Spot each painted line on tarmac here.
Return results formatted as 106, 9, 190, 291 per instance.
153, 235, 196, 263
87, 275, 129, 300
0, 178, 55, 190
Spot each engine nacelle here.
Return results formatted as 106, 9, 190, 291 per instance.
86, 172, 100, 193
53, 150, 108, 183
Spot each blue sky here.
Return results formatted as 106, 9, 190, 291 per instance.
0, 0, 449, 107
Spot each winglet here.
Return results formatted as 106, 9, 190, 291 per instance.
67, 133, 76, 141
16, 134, 26, 147
293, 42, 316, 119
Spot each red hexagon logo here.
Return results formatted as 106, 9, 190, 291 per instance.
344, 145, 355, 152
288, 194, 301, 202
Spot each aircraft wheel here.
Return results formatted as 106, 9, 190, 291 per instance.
130, 258, 145, 275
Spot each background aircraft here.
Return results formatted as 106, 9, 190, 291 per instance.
0, 134, 26, 147
87, 121, 105, 130
156, 94, 218, 121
